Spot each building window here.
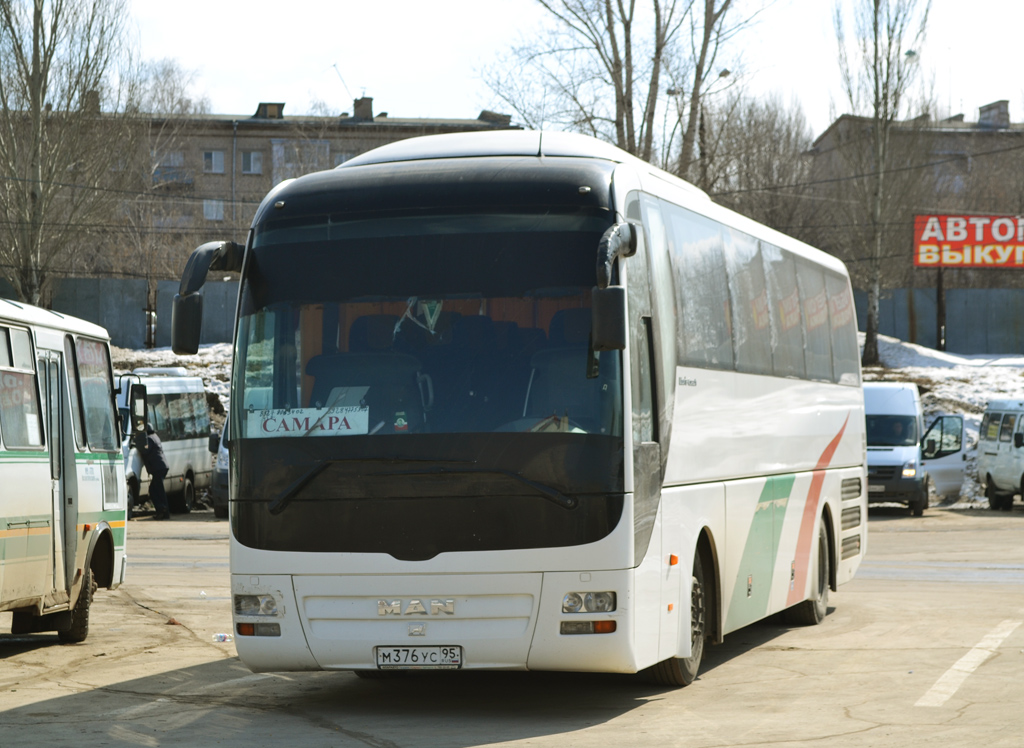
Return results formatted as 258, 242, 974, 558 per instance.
334, 152, 356, 167
203, 199, 225, 221
242, 151, 263, 174
204, 150, 225, 174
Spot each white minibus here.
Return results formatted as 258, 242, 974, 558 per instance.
0, 299, 135, 642
977, 400, 1024, 511
117, 368, 214, 514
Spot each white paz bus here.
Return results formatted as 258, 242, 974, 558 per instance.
0, 300, 138, 642
172, 131, 867, 685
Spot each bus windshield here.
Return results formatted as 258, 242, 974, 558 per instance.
230, 208, 625, 557
236, 210, 622, 439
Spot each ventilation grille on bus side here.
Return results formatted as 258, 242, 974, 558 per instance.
841, 534, 862, 560
841, 506, 862, 531
841, 477, 862, 501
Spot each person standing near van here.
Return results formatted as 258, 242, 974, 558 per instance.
142, 423, 171, 520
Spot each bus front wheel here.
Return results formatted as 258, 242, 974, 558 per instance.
650, 553, 706, 687
58, 568, 96, 644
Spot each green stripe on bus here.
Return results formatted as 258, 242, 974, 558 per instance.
725, 474, 795, 631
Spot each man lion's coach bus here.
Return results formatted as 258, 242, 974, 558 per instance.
1, 300, 142, 642
171, 131, 867, 686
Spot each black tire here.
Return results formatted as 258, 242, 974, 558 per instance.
650, 553, 707, 687
126, 479, 139, 519
784, 518, 830, 626
58, 568, 96, 644
910, 479, 927, 517
171, 475, 195, 514
985, 481, 1003, 511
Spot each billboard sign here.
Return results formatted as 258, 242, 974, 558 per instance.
914, 215, 1024, 268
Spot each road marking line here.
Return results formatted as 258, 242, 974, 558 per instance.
916, 619, 1022, 707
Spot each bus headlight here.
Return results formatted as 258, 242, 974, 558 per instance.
584, 592, 616, 612
562, 592, 584, 613
902, 461, 917, 479
562, 591, 616, 613
234, 593, 279, 617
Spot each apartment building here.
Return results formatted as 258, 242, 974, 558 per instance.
146, 97, 518, 241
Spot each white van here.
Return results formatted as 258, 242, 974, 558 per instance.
116, 368, 215, 514
864, 382, 965, 515
976, 400, 1024, 511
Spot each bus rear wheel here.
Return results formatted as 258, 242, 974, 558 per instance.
650, 554, 706, 687
784, 518, 830, 626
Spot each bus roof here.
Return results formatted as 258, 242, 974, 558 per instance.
0, 297, 110, 340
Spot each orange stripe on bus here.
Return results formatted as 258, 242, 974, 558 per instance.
786, 414, 849, 607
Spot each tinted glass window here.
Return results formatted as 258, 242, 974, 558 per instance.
825, 272, 860, 385
725, 230, 772, 376
663, 206, 734, 369
762, 244, 805, 379
797, 262, 832, 382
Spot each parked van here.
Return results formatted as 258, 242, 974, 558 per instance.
116, 368, 215, 514
976, 400, 1024, 511
864, 382, 965, 515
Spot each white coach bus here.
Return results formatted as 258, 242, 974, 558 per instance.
171, 131, 867, 685
0, 300, 139, 642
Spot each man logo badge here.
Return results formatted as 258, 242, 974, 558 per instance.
408, 623, 426, 636
378, 599, 455, 616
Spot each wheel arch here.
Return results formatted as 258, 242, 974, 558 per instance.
695, 527, 722, 645
85, 524, 116, 589
821, 503, 837, 592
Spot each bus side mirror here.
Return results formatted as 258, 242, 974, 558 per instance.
130, 385, 147, 451
209, 432, 221, 454
1015, 433, 1023, 449
591, 285, 626, 351
172, 293, 203, 355
173, 240, 245, 355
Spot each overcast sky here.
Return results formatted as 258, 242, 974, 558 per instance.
128, 0, 1024, 138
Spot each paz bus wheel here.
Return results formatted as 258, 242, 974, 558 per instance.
650, 553, 706, 687
59, 568, 96, 644
784, 518, 830, 626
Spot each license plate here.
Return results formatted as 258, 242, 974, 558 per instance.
868, 484, 884, 493
374, 645, 462, 670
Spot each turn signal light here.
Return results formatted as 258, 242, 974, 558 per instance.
560, 620, 617, 635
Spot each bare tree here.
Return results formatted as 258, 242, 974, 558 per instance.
0, 0, 142, 306
833, 0, 931, 365
485, 0, 750, 172
108, 59, 209, 344
700, 93, 815, 235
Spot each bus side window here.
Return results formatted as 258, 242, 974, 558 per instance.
64, 337, 86, 449
0, 327, 44, 448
